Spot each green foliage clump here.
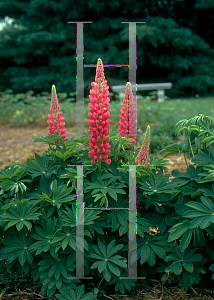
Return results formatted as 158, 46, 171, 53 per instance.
0, 114, 214, 298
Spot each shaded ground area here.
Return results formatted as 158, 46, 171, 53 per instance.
0, 276, 214, 300
1, 124, 213, 300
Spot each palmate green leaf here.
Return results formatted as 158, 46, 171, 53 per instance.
49, 142, 82, 161
59, 167, 79, 188
0, 198, 41, 231
36, 251, 81, 298
0, 164, 23, 179
60, 202, 111, 240
165, 243, 203, 276
38, 179, 76, 209
0, 228, 34, 266
109, 270, 137, 295
23, 153, 61, 180
182, 197, 214, 230
32, 134, 65, 145
48, 222, 90, 253
29, 218, 62, 255
138, 173, 178, 196
26, 175, 54, 202
55, 284, 97, 300
0, 165, 32, 195
125, 234, 169, 267
60, 202, 101, 228
38, 252, 68, 285
84, 181, 105, 191
88, 240, 127, 282
84, 173, 126, 204
145, 154, 170, 172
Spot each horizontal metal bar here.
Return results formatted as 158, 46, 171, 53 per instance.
84, 64, 129, 67
84, 207, 129, 210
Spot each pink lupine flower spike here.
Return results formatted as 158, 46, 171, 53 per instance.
88, 58, 111, 172
47, 85, 67, 145
118, 82, 137, 145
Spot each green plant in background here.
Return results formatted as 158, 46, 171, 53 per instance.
159, 114, 214, 170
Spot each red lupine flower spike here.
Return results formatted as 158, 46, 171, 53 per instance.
88, 58, 111, 166
47, 85, 67, 145
118, 82, 137, 145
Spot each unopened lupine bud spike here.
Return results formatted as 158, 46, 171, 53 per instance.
52, 85, 56, 94
135, 125, 150, 166
97, 58, 103, 65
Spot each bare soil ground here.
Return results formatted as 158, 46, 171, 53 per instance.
0, 124, 213, 300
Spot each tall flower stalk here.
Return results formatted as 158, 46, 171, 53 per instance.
118, 82, 137, 146
88, 58, 111, 172
47, 85, 67, 145
117, 82, 137, 161
135, 125, 150, 166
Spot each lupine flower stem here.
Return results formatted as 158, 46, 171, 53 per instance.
188, 135, 195, 158
183, 152, 188, 168
98, 159, 101, 173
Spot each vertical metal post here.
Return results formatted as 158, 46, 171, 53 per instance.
67, 20, 146, 281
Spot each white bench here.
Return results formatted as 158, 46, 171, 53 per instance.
111, 82, 173, 102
